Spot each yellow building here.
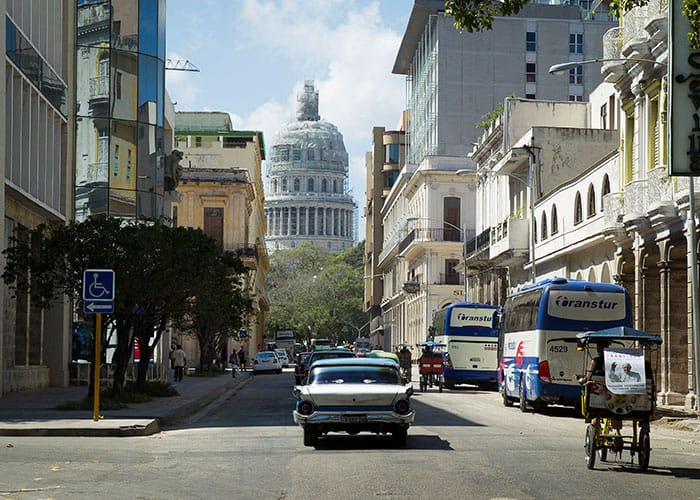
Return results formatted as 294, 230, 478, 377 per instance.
173, 112, 269, 363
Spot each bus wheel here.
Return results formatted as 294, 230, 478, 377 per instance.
502, 387, 513, 407
519, 380, 528, 413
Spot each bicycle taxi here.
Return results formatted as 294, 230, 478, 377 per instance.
416, 341, 447, 392
576, 326, 662, 472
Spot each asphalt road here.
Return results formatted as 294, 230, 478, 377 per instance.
1, 369, 699, 500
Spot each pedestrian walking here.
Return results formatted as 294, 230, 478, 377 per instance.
238, 349, 246, 371
173, 344, 186, 382
230, 348, 238, 378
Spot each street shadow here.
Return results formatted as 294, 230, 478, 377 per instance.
311, 433, 452, 451
601, 464, 700, 479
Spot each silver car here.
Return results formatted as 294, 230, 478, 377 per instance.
292, 358, 415, 447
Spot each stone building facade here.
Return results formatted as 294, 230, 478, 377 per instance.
264, 81, 355, 253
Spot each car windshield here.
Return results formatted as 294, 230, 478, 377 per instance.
258, 352, 275, 359
310, 352, 354, 364
308, 366, 400, 385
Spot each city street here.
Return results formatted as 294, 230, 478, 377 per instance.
1, 369, 699, 500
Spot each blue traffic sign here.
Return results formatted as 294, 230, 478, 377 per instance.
83, 269, 115, 314
83, 269, 115, 301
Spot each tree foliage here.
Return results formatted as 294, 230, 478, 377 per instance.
2, 217, 252, 396
265, 242, 368, 347
444, 0, 528, 32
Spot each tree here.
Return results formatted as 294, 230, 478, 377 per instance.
444, 0, 528, 32
265, 242, 368, 346
2, 217, 252, 398
173, 251, 251, 373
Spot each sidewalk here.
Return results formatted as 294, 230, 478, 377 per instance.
0, 370, 251, 437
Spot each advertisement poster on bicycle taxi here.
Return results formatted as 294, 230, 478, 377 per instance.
603, 348, 646, 394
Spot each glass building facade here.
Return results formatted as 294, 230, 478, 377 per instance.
75, 0, 166, 220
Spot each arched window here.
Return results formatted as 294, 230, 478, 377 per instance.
272, 179, 278, 193
541, 212, 548, 240
308, 178, 314, 192
574, 192, 583, 224
587, 184, 596, 218
333, 179, 338, 193
321, 179, 328, 192
601, 174, 610, 211
282, 179, 288, 192
294, 178, 300, 191
551, 205, 558, 235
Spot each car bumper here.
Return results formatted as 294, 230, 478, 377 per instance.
293, 410, 415, 426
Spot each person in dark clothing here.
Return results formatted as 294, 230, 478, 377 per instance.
238, 349, 246, 371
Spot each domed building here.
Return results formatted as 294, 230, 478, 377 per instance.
264, 81, 355, 252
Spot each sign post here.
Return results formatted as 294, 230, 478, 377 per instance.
82, 269, 115, 421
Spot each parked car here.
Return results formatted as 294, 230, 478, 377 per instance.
300, 348, 356, 384
274, 348, 290, 368
253, 351, 282, 375
295, 352, 312, 385
292, 358, 415, 447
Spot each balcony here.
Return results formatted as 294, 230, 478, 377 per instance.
622, 179, 649, 226
89, 75, 110, 111
86, 161, 108, 183
602, 28, 626, 82
489, 218, 528, 262
602, 192, 626, 234
646, 166, 676, 218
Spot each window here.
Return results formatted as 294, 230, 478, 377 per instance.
385, 143, 400, 163
113, 144, 120, 177
600, 103, 607, 129
568, 95, 583, 102
569, 33, 583, 54
203, 208, 224, 252
443, 197, 461, 241
321, 179, 328, 192
526, 94, 536, 99
541, 212, 548, 240
587, 184, 596, 218
308, 178, 314, 192
195, 136, 202, 147
293, 148, 301, 161
333, 179, 338, 193
127, 149, 132, 180
526, 63, 536, 83
116, 72, 122, 99
551, 205, 558, 235
445, 259, 460, 285
601, 175, 610, 211
282, 179, 288, 191
294, 178, 300, 191
526, 31, 536, 51
308, 149, 315, 161
569, 65, 583, 84
272, 179, 278, 193
574, 192, 583, 224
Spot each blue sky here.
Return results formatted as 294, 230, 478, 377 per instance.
166, 0, 415, 240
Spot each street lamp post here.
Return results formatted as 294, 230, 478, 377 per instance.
549, 55, 700, 410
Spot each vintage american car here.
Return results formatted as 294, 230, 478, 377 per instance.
292, 358, 415, 447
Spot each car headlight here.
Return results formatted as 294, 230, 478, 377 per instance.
394, 399, 411, 415
297, 400, 314, 416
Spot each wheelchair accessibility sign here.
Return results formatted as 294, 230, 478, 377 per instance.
83, 269, 115, 314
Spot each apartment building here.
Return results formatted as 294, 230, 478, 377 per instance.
174, 111, 269, 361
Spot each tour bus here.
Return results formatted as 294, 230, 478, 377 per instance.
499, 277, 633, 411
432, 301, 501, 389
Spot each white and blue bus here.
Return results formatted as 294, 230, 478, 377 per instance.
499, 277, 633, 411
431, 301, 501, 390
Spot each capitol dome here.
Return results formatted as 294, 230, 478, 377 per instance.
264, 81, 355, 253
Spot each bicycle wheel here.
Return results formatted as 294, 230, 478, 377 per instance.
638, 425, 650, 472
585, 423, 597, 469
